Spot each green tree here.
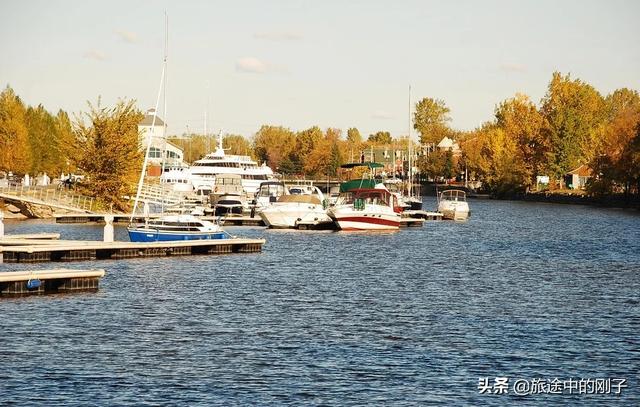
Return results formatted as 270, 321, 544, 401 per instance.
540, 72, 606, 183
0, 86, 31, 173
413, 97, 451, 144
74, 99, 143, 211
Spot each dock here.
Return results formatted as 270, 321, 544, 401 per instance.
0, 238, 265, 263
55, 213, 267, 226
402, 210, 443, 221
0, 268, 105, 296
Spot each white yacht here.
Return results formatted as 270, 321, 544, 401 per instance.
259, 186, 332, 228
162, 134, 275, 194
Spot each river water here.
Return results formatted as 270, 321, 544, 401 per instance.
1, 198, 638, 406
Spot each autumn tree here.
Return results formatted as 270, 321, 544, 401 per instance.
368, 131, 392, 144
74, 99, 143, 211
223, 133, 253, 156
540, 72, 606, 183
413, 97, 451, 144
26, 104, 60, 175
588, 88, 640, 197
56, 110, 77, 173
0, 86, 31, 174
253, 125, 296, 172
494, 93, 547, 190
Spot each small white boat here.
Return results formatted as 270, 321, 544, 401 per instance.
210, 174, 246, 216
259, 187, 332, 228
437, 189, 470, 220
328, 188, 401, 231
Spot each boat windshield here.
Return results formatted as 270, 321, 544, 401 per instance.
441, 190, 466, 201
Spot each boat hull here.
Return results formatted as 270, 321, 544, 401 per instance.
328, 207, 401, 231
260, 205, 332, 228
127, 228, 229, 242
438, 201, 470, 221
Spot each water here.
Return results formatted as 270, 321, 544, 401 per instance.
1, 198, 639, 406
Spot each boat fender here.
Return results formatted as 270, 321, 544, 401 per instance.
26, 278, 41, 290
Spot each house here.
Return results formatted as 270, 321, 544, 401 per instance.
564, 164, 593, 190
436, 136, 461, 156
138, 109, 185, 176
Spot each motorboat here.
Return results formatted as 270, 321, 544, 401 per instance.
210, 174, 246, 216
259, 186, 332, 228
437, 189, 470, 220
127, 214, 231, 242
328, 188, 401, 231
253, 181, 288, 212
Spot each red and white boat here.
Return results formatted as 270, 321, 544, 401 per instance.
328, 188, 401, 231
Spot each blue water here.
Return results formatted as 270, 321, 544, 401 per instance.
1, 198, 639, 406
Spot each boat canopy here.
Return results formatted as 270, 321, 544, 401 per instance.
277, 194, 322, 205
340, 162, 384, 169
339, 178, 377, 192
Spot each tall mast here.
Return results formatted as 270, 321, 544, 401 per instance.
408, 85, 412, 197
130, 15, 168, 222
161, 13, 169, 177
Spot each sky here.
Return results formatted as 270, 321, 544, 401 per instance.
1, 0, 639, 139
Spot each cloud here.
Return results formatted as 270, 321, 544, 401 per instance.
499, 63, 527, 73
115, 30, 138, 43
236, 57, 269, 73
371, 110, 395, 120
82, 50, 107, 61
254, 31, 302, 41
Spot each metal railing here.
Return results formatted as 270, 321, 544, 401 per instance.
0, 184, 95, 212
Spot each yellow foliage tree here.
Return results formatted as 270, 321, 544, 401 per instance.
0, 86, 31, 174
74, 99, 143, 211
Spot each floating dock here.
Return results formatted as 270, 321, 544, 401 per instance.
0, 238, 265, 264
0, 268, 105, 296
402, 210, 443, 221
55, 213, 267, 226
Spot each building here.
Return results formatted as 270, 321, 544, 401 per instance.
564, 164, 593, 190
436, 136, 462, 156
138, 109, 185, 176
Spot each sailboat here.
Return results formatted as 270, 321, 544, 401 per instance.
127, 15, 231, 242
404, 85, 423, 210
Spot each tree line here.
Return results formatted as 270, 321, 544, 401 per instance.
416, 72, 640, 199
2, 71, 638, 210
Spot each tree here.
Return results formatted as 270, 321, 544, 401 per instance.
368, 131, 392, 144
413, 97, 451, 145
253, 125, 296, 171
223, 133, 253, 156
417, 149, 453, 180
494, 93, 547, 189
26, 104, 59, 175
74, 99, 143, 211
293, 126, 323, 172
55, 110, 77, 174
346, 127, 362, 144
589, 88, 640, 197
0, 86, 31, 174
540, 72, 606, 182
